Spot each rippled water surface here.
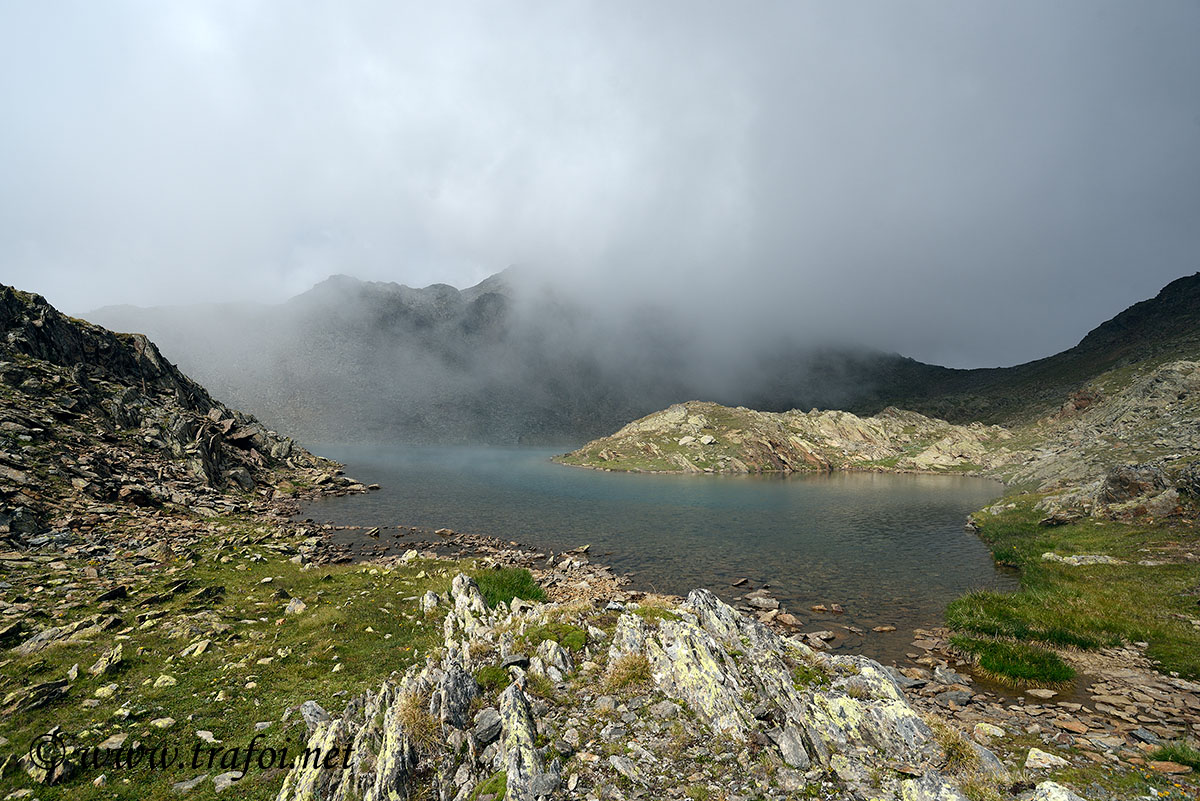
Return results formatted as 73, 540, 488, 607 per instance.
300, 445, 1014, 661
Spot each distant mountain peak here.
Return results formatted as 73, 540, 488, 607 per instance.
81, 271, 1200, 442
1069, 270, 1200, 358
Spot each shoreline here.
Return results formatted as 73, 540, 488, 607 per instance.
295, 473, 1200, 797
551, 453, 995, 480
292, 458, 1012, 668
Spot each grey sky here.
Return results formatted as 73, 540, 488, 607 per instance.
2, 1, 1198, 368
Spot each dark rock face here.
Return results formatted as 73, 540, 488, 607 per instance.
1174, 462, 1200, 497
2, 284, 318, 477
0, 504, 40, 534
0, 283, 337, 539
1099, 464, 1169, 505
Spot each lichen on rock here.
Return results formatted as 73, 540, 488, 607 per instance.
272, 573, 1026, 800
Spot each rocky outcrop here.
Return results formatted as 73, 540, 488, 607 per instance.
499, 682, 561, 800
1005, 360, 1200, 519
0, 284, 354, 541
555, 401, 1013, 474
275, 575, 1017, 801
562, 360, 1200, 527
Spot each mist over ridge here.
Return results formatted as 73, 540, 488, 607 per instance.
87, 266, 839, 445
5, 3, 1200, 371
85, 268, 1200, 446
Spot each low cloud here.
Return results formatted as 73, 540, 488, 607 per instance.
2, 2, 1198, 367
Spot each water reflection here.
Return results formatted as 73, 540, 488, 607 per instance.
299, 445, 1013, 662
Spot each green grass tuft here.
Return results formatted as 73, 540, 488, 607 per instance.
631, 604, 682, 623
471, 770, 507, 799
474, 665, 511, 694
518, 622, 588, 653
791, 662, 830, 689
951, 635, 1075, 685
1149, 741, 1200, 771
471, 567, 547, 608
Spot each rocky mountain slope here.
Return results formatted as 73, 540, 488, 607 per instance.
2, 284, 1194, 799
996, 360, 1200, 517
555, 401, 1014, 474
844, 272, 1200, 425
0, 284, 364, 537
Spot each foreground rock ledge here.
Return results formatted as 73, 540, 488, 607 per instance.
276, 575, 1074, 801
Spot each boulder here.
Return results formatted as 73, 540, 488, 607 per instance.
1098, 463, 1167, 504
89, 643, 123, 677
1025, 747, 1070, 770
1028, 781, 1087, 801
500, 683, 560, 800
472, 707, 502, 745
429, 659, 478, 729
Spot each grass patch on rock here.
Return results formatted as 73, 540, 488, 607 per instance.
396, 691, 440, 751
603, 653, 652, 694
474, 665, 511, 695
630, 600, 682, 623
1150, 741, 1200, 771
471, 567, 546, 608
471, 770, 507, 799
791, 662, 830, 689
923, 715, 978, 774
517, 621, 587, 653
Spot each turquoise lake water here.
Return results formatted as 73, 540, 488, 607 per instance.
298, 445, 1014, 661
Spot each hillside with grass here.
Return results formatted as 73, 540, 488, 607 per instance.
5, 282, 1199, 798
554, 401, 1014, 474
840, 272, 1200, 425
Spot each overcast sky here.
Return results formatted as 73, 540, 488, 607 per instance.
2, 2, 1198, 367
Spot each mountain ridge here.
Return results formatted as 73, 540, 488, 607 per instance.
843, 272, 1200, 424
85, 270, 1200, 444
0, 283, 353, 530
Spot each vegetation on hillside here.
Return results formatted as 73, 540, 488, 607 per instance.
946, 500, 1200, 681
843, 272, 1200, 425
0, 514, 465, 801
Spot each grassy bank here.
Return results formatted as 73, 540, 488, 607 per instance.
949, 635, 1075, 685
947, 498, 1200, 682
0, 513, 544, 800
